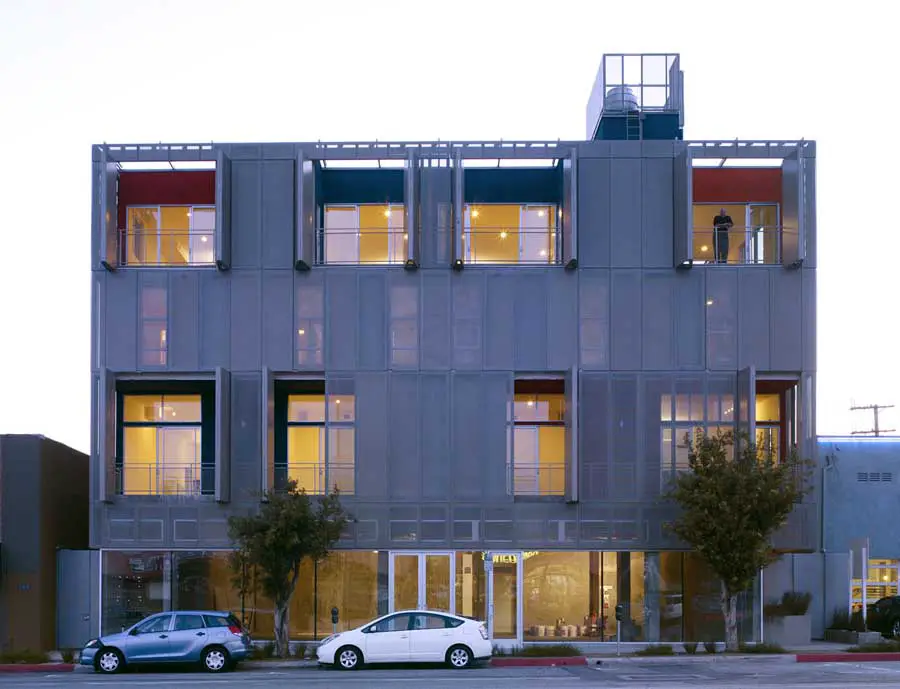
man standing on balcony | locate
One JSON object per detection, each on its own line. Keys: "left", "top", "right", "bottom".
{"left": 713, "top": 208, "right": 733, "bottom": 264}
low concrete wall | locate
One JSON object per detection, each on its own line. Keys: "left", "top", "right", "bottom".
{"left": 765, "top": 614, "right": 811, "bottom": 647}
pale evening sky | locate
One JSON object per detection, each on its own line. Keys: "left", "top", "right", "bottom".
{"left": 0, "top": 0, "right": 895, "bottom": 454}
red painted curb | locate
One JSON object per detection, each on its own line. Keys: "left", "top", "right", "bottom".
{"left": 490, "top": 656, "right": 587, "bottom": 667}
{"left": 0, "top": 663, "right": 75, "bottom": 673}
{"left": 797, "top": 653, "right": 900, "bottom": 663}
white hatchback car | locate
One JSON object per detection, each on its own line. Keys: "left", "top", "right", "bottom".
{"left": 316, "top": 610, "right": 492, "bottom": 670}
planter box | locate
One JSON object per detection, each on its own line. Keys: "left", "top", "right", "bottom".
{"left": 824, "top": 629, "right": 884, "bottom": 645}
{"left": 765, "top": 614, "right": 811, "bottom": 647}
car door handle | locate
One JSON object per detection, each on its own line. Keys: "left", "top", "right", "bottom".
{"left": 196, "top": 632, "right": 206, "bottom": 637}
{"left": 158, "top": 634, "right": 168, "bottom": 639}
{"left": 400, "top": 634, "right": 408, "bottom": 639}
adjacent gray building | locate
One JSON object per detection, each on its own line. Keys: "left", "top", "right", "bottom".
{"left": 0, "top": 435, "right": 89, "bottom": 652}
{"left": 89, "top": 54, "right": 818, "bottom": 644}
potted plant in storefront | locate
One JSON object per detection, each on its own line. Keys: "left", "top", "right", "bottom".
{"left": 763, "top": 591, "right": 812, "bottom": 647}
{"left": 824, "top": 608, "right": 885, "bottom": 645}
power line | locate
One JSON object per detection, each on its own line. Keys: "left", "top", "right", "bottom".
{"left": 850, "top": 403, "right": 896, "bottom": 437}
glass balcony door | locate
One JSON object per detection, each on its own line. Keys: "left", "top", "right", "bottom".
{"left": 485, "top": 552, "right": 522, "bottom": 643}
{"left": 389, "top": 552, "right": 454, "bottom": 614}
{"left": 745, "top": 204, "right": 779, "bottom": 264}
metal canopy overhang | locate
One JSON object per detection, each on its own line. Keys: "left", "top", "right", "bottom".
{"left": 94, "top": 138, "right": 815, "bottom": 164}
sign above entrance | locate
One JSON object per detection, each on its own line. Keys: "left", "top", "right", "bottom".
{"left": 481, "top": 552, "right": 538, "bottom": 564}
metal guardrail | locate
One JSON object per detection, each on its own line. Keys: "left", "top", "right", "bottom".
{"left": 511, "top": 462, "right": 566, "bottom": 496}
{"left": 118, "top": 228, "right": 216, "bottom": 266}
{"left": 692, "top": 225, "right": 789, "bottom": 265}
{"left": 116, "top": 462, "right": 212, "bottom": 496}
{"left": 274, "top": 462, "right": 355, "bottom": 495}
{"left": 315, "top": 226, "right": 408, "bottom": 265}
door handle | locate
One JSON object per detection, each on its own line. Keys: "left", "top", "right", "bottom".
{"left": 158, "top": 634, "right": 168, "bottom": 639}
{"left": 196, "top": 632, "right": 206, "bottom": 637}
{"left": 400, "top": 634, "right": 408, "bottom": 639}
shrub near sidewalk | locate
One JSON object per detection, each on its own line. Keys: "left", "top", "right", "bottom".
{"left": 849, "top": 640, "right": 900, "bottom": 653}
{"left": 492, "top": 644, "right": 581, "bottom": 657}
{"left": 633, "top": 645, "right": 675, "bottom": 657}
{"left": 0, "top": 650, "right": 49, "bottom": 665}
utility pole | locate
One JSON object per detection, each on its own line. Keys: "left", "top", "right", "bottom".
{"left": 850, "top": 403, "right": 896, "bottom": 437}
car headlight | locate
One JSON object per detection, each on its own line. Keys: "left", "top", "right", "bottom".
{"left": 84, "top": 639, "right": 100, "bottom": 649}
{"left": 320, "top": 633, "right": 341, "bottom": 646}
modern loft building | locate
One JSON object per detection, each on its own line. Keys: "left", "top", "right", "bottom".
{"left": 88, "top": 54, "right": 817, "bottom": 645}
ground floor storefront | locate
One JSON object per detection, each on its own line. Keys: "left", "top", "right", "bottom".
{"left": 100, "top": 550, "right": 759, "bottom": 644}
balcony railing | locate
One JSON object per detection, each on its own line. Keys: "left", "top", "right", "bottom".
{"left": 116, "top": 462, "right": 213, "bottom": 496}
{"left": 274, "top": 462, "right": 355, "bottom": 495}
{"left": 511, "top": 461, "right": 566, "bottom": 496}
{"left": 464, "top": 226, "right": 561, "bottom": 265}
{"left": 119, "top": 228, "right": 216, "bottom": 266}
{"left": 315, "top": 227, "right": 408, "bottom": 265}
{"left": 693, "top": 225, "right": 788, "bottom": 265}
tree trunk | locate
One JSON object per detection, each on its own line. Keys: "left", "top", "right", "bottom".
{"left": 273, "top": 601, "right": 291, "bottom": 658}
{"left": 720, "top": 584, "right": 739, "bottom": 652}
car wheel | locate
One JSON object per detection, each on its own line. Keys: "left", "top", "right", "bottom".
{"left": 202, "top": 646, "right": 230, "bottom": 673}
{"left": 447, "top": 645, "right": 472, "bottom": 669}
{"left": 335, "top": 645, "right": 362, "bottom": 671}
{"left": 95, "top": 648, "right": 124, "bottom": 674}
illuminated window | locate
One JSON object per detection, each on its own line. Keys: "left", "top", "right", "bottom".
{"left": 465, "top": 204, "right": 558, "bottom": 264}
{"left": 321, "top": 204, "right": 406, "bottom": 264}
{"left": 511, "top": 379, "right": 566, "bottom": 496}
{"left": 660, "top": 389, "right": 735, "bottom": 488}
{"left": 278, "top": 383, "right": 355, "bottom": 495}
{"left": 125, "top": 206, "right": 215, "bottom": 266}
{"left": 119, "top": 394, "right": 207, "bottom": 496}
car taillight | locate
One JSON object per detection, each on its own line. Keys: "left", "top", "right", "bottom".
{"left": 479, "top": 624, "right": 488, "bottom": 640}
{"left": 228, "top": 625, "right": 243, "bottom": 636}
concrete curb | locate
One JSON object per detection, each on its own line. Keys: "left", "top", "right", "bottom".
{"left": 491, "top": 656, "right": 587, "bottom": 667}
{"left": 797, "top": 652, "right": 900, "bottom": 663}
{"left": 590, "top": 654, "right": 796, "bottom": 665}
{"left": 0, "top": 663, "right": 75, "bottom": 674}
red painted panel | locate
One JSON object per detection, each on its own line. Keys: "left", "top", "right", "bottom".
{"left": 117, "top": 171, "right": 216, "bottom": 228}
{"left": 693, "top": 168, "right": 782, "bottom": 204}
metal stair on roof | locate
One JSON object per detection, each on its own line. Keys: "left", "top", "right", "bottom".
{"left": 625, "top": 110, "right": 642, "bottom": 140}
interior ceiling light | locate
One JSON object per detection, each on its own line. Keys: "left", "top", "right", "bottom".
{"left": 539, "top": 250, "right": 548, "bottom": 257}
{"left": 700, "top": 245, "right": 708, "bottom": 252}
{"left": 500, "top": 231, "right": 508, "bottom": 239}
{"left": 384, "top": 209, "right": 391, "bottom": 218}
{"left": 538, "top": 209, "right": 545, "bottom": 217}
{"left": 472, "top": 209, "right": 480, "bottom": 218}
{"left": 201, "top": 236, "right": 208, "bottom": 242}
{"left": 403, "top": 233, "right": 408, "bottom": 240}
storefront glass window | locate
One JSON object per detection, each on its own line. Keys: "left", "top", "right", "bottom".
{"left": 523, "top": 552, "right": 590, "bottom": 639}
{"left": 102, "top": 551, "right": 169, "bottom": 635}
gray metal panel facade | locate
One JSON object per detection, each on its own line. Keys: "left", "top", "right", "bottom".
{"left": 90, "top": 140, "right": 818, "bottom": 553}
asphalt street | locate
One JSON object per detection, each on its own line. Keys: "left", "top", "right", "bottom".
{"left": 2, "top": 660, "right": 900, "bottom": 688}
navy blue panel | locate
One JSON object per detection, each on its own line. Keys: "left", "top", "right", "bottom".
{"left": 594, "top": 113, "right": 683, "bottom": 141}
{"left": 464, "top": 168, "right": 562, "bottom": 204}
{"left": 318, "top": 168, "right": 405, "bottom": 204}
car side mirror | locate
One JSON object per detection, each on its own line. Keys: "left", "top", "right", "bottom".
{"left": 129, "top": 628, "right": 139, "bottom": 636}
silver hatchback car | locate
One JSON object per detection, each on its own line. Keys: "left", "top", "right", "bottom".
{"left": 80, "top": 611, "right": 251, "bottom": 674}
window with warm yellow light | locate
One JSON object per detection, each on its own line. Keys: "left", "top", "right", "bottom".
{"left": 465, "top": 204, "right": 557, "bottom": 264}
{"left": 755, "top": 393, "right": 781, "bottom": 461}
{"left": 120, "top": 394, "right": 203, "bottom": 496}
{"left": 284, "top": 392, "right": 356, "bottom": 494}
{"left": 691, "top": 203, "right": 780, "bottom": 265}
{"left": 511, "top": 380, "right": 566, "bottom": 496}
{"left": 126, "top": 206, "right": 215, "bottom": 266}
{"left": 322, "top": 204, "right": 406, "bottom": 264}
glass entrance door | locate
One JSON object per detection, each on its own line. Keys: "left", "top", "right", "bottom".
{"left": 486, "top": 552, "right": 522, "bottom": 643}
{"left": 745, "top": 204, "right": 779, "bottom": 264}
{"left": 389, "top": 552, "right": 454, "bottom": 613}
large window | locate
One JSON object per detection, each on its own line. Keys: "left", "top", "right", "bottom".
{"left": 125, "top": 205, "right": 215, "bottom": 266}
{"left": 511, "top": 379, "right": 566, "bottom": 496}
{"left": 464, "top": 204, "right": 558, "bottom": 264}
{"left": 660, "top": 388, "right": 734, "bottom": 488}
{"left": 102, "top": 551, "right": 169, "bottom": 634}
{"left": 692, "top": 203, "right": 780, "bottom": 265}
{"left": 321, "top": 204, "right": 406, "bottom": 264}
{"left": 276, "top": 382, "right": 355, "bottom": 495}
{"left": 118, "top": 391, "right": 213, "bottom": 496}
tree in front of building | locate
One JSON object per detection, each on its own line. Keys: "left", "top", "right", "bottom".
{"left": 228, "top": 481, "right": 349, "bottom": 657}
{"left": 665, "top": 430, "right": 812, "bottom": 652}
